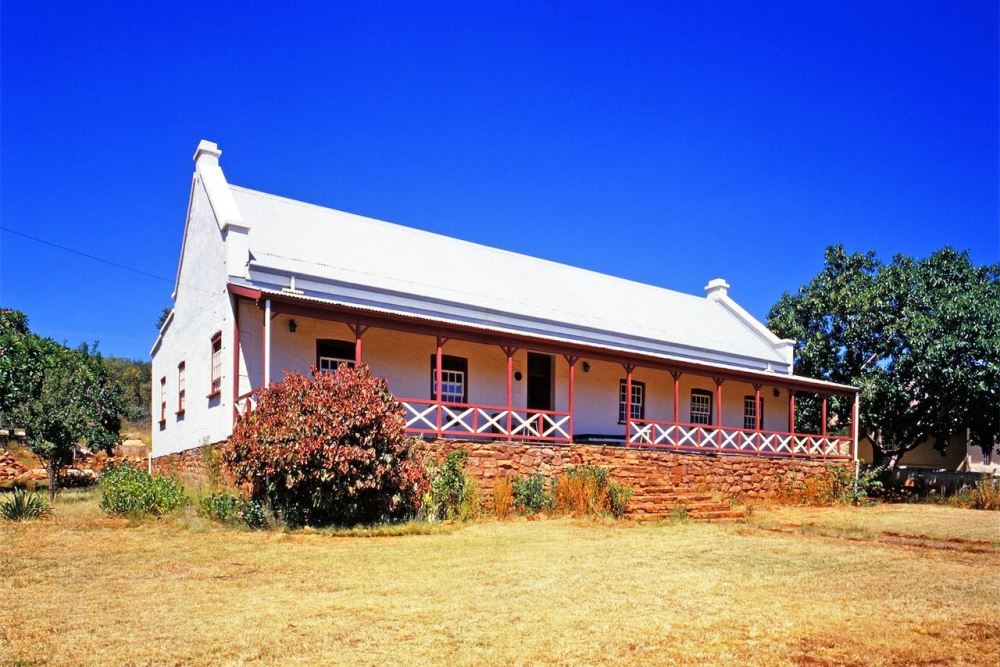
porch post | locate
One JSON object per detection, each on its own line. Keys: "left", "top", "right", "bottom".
{"left": 624, "top": 364, "right": 635, "bottom": 445}
{"left": 231, "top": 295, "right": 240, "bottom": 426}
{"left": 435, "top": 337, "right": 444, "bottom": 436}
{"left": 788, "top": 390, "right": 796, "bottom": 434}
{"left": 852, "top": 391, "right": 861, "bottom": 495}
{"left": 671, "top": 371, "right": 681, "bottom": 425}
{"left": 349, "top": 323, "right": 368, "bottom": 365}
{"left": 714, "top": 377, "right": 724, "bottom": 448}
{"left": 821, "top": 394, "right": 828, "bottom": 437}
{"left": 263, "top": 298, "right": 271, "bottom": 387}
{"left": 753, "top": 382, "right": 762, "bottom": 455}
{"left": 503, "top": 345, "right": 515, "bottom": 439}
{"left": 564, "top": 355, "right": 579, "bottom": 444}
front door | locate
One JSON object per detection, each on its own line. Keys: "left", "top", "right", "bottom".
{"left": 526, "top": 353, "right": 553, "bottom": 411}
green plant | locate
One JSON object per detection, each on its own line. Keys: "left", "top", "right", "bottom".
{"left": 962, "top": 476, "right": 1000, "bottom": 511}
{"left": 553, "top": 465, "right": 609, "bottom": 515}
{"left": 606, "top": 481, "right": 633, "bottom": 518}
{"left": 98, "top": 463, "right": 186, "bottom": 517}
{"left": 199, "top": 491, "right": 268, "bottom": 529}
{"left": 513, "top": 474, "right": 551, "bottom": 514}
{"left": 427, "top": 450, "right": 478, "bottom": 520}
{"left": 201, "top": 443, "right": 223, "bottom": 491}
{"left": 669, "top": 505, "right": 689, "bottom": 521}
{"left": 831, "top": 463, "right": 884, "bottom": 505}
{"left": 1, "top": 488, "right": 52, "bottom": 521}
{"left": 225, "top": 366, "right": 427, "bottom": 527}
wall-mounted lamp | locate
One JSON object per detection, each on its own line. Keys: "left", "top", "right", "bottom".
{"left": 288, "top": 319, "right": 297, "bottom": 334}
{"left": 772, "top": 388, "right": 780, "bottom": 398}
{"left": 582, "top": 361, "right": 591, "bottom": 373}
{"left": 514, "top": 371, "right": 523, "bottom": 382}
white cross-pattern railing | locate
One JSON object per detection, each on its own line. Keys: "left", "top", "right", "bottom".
{"left": 234, "top": 391, "right": 258, "bottom": 417}
{"left": 627, "top": 418, "right": 851, "bottom": 459}
{"left": 400, "top": 398, "right": 572, "bottom": 443}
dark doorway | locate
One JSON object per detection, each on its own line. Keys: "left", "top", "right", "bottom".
{"left": 526, "top": 353, "right": 553, "bottom": 411}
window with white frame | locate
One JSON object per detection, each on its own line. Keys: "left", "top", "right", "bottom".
{"left": 429, "top": 355, "right": 468, "bottom": 404}
{"left": 743, "top": 395, "right": 764, "bottom": 430}
{"left": 177, "top": 362, "right": 186, "bottom": 414}
{"left": 316, "top": 339, "right": 355, "bottom": 372}
{"left": 690, "top": 389, "right": 713, "bottom": 425}
{"left": 210, "top": 332, "right": 223, "bottom": 395}
{"left": 159, "top": 376, "right": 167, "bottom": 424}
{"left": 618, "top": 380, "right": 645, "bottom": 423}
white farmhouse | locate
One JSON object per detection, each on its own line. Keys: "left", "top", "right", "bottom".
{"left": 151, "top": 141, "right": 858, "bottom": 464}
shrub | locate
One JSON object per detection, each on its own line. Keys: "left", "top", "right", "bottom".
{"left": 606, "top": 481, "right": 633, "bottom": 518}
{"left": 492, "top": 477, "right": 514, "bottom": 519}
{"left": 225, "top": 366, "right": 427, "bottom": 527}
{"left": 553, "top": 465, "right": 610, "bottom": 515}
{"left": 99, "top": 463, "right": 186, "bottom": 517}
{"left": 962, "top": 476, "right": 1000, "bottom": 511}
{"left": 513, "top": 474, "right": 551, "bottom": 514}
{"left": 199, "top": 491, "right": 268, "bottom": 529}
{"left": 1, "top": 488, "right": 52, "bottom": 521}
{"left": 427, "top": 450, "right": 479, "bottom": 520}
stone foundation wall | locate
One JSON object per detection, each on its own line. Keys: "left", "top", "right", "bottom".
{"left": 413, "top": 440, "right": 846, "bottom": 500}
{"left": 152, "top": 439, "right": 846, "bottom": 501}
{"left": 151, "top": 442, "right": 234, "bottom": 486}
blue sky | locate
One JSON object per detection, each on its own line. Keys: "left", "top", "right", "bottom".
{"left": 2, "top": 2, "right": 997, "bottom": 360}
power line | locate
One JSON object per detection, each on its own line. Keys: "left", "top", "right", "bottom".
{"left": 1, "top": 225, "right": 173, "bottom": 283}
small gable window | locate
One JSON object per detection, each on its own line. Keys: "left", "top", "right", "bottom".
{"left": 209, "top": 332, "right": 223, "bottom": 395}
{"left": 159, "top": 376, "right": 167, "bottom": 425}
{"left": 177, "top": 362, "right": 186, "bottom": 415}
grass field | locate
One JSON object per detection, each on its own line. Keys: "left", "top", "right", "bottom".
{"left": 2, "top": 491, "right": 997, "bottom": 666}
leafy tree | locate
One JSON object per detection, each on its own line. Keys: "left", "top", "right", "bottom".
{"left": 225, "top": 365, "right": 427, "bottom": 526}
{"left": 768, "top": 246, "right": 1000, "bottom": 469}
{"left": 0, "top": 310, "right": 124, "bottom": 497}
{"left": 155, "top": 307, "right": 172, "bottom": 332}
{"left": 102, "top": 357, "right": 152, "bottom": 426}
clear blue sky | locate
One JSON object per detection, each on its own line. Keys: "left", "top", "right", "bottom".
{"left": 2, "top": 2, "right": 997, "bottom": 360}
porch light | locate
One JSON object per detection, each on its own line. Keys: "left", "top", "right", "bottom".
{"left": 582, "top": 362, "right": 590, "bottom": 373}
{"left": 288, "top": 319, "right": 297, "bottom": 333}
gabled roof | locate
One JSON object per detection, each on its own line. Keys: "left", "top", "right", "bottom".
{"left": 227, "top": 184, "right": 793, "bottom": 372}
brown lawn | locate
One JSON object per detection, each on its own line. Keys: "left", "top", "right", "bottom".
{"left": 2, "top": 492, "right": 997, "bottom": 666}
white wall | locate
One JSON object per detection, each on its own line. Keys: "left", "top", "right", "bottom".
{"left": 151, "top": 179, "right": 236, "bottom": 456}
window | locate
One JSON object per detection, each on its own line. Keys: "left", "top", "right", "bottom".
{"left": 690, "top": 389, "right": 713, "bottom": 425}
{"left": 159, "top": 376, "right": 167, "bottom": 424}
{"left": 209, "top": 332, "right": 223, "bottom": 395}
{"left": 743, "top": 395, "right": 764, "bottom": 430}
{"left": 316, "top": 339, "right": 355, "bottom": 372}
{"left": 618, "top": 380, "right": 645, "bottom": 423}
{"left": 177, "top": 362, "right": 186, "bottom": 414}
{"left": 429, "top": 355, "right": 468, "bottom": 404}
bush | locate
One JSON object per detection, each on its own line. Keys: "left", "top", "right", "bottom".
{"left": 99, "top": 463, "right": 186, "bottom": 517}
{"left": 1, "top": 488, "right": 52, "bottom": 521}
{"left": 553, "top": 465, "right": 610, "bottom": 515}
{"left": 492, "top": 477, "right": 514, "bottom": 519}
{"left": 225, "top": 366, "right": 427, "bottom": 527}
{"left": 199, "top": 491, "right": 268, "bottom": 529}
{"left": 513, "top": 474, "right": 551, "bottom": 514}
{"left": 606, "top": 481, "right": 633, "bottom": 518}
{"left": 962, "top": 476, "right": 1000, "bottom": 511}
{"left": 427, "top": 450, "right": 478, "bottom": 520}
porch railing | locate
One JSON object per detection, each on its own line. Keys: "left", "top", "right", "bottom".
{"left": 626, "top": 417, "right": 851, "bottom": 459}
{"left": 400, "top": 398, "right": 572, "bottom": 444}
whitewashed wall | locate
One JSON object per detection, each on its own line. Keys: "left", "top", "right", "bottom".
{"left": 151, "top": 179, "right": 236, "bottom": 457}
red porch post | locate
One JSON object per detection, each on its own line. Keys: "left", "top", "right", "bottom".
{"left": 231, "top": 295, "right": 240, "bottom": 426}
{"left": 623, "top": 363, "right": 636, "bottom": 446}
{"left": 714, "top": 377, "right": 724, "bottom": 448}
{"left": 671, "top": 371, "right": 681, "bottom": 425}
{"left": 753, "top": 382, "right": 762, "bottom": 454}
{"left": 500, "top": 345, "right": 517, "bottom": 440}
{"left": 349, "top": 323, "right": 369, "bottom": 365}
{"left": 435, "top": 337, "right": 447, "bottom": 437}
{"left": 821, "top": 394, "right": 828, "bottom": 437}
{"left": 564, "top": 355, "right": 579, "bottom": 444}
{"left": 788, "top": 390, "right": 796, "bottom": 434}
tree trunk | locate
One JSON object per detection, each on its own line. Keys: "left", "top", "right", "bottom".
{"left": 46, "top": 459, "right": 59, "bottom": 500}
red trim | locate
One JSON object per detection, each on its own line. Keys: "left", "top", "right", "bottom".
{"left": 671, "top": 371, "right": 681, "bottom": 424}
{"left": 788, "top": 391, "right": 796, "bottom": 434}
{"left": 232, "top": 295, "right": 240, "bottom": 425}
{"left": 228, "top": 284, "right": 262, "bottom": 301}
{"left": 821, "top": 395, "right": 828, "bottom": 437}
{"left": 246, "top": 287, "right": 857, "bottom": 397}
{"left": 435, "top": 338, "right": 444, "bottom": 432}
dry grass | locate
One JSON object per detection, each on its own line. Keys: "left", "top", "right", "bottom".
{"left": 2, "top": 492, "right": 998, "bottom": 666}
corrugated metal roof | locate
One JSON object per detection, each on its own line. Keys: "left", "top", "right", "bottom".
{"left": 230, "top": 184, "right": 790, "bottom": 370}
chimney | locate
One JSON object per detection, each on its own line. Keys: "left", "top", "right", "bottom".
{"left": 193, "top": 139, "right": 222, "bottom": 168}
{"left": 704, "top": 278, "right": 730, "bottom": 301}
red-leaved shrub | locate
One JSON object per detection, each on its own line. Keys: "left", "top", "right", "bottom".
{"left": 225, "top": 365, "right": 427, "bottom": 526}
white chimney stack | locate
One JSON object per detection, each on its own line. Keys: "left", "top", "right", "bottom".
{"left": 193, "top": 139, "right": 222, "bottom": 167}
{"left": 704, "top": 278, "right": 730, "bottom": 301}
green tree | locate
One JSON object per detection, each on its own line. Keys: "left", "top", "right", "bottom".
{"left": 0, "top": 310, "right": 124, "bottom": 497}
{"left": 768, "top": 246, "right": 1000, "bottom": 469}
